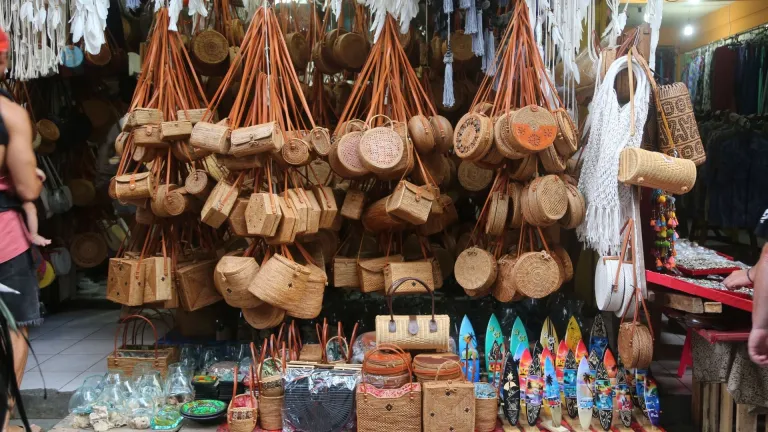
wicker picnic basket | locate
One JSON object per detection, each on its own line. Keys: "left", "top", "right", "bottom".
{"left": 617, "top": 147, "right": 696, "bottom": 195}
{"left": 454, "top": 247, "right": 497, "bottom": 297}
{"left": 214, "top": 256, "right": 262, "bottom": 308}
{"left": 107, "top": 315, "right": 179, "bottom": 378}
{"left": 453, "top": 112, "right": 493, "bottom": 161}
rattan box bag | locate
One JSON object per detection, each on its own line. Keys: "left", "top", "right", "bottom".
{"left": 358, "top": 346, "right": 422, "bottom": 432}
{"left": 375, "top": 277, "right": 450, "bottom": 351}
{"left": 422, "top": 361, "right": 476, "bottom": 432}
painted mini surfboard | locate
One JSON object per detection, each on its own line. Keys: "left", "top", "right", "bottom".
{"left": 564, "top": 350, "right": 578, "bottom": 419}
{"left": 635, "top": 369, "right": 648, "bottom": 412}
{"left": 595, "top": 361, "right": 613, "bottom": 430}
{"left": 575, "top": 339, "right": 588, "bottom": 365}
{"left": 577, "top": 356, "right": 594, "bottom": 431}
{"left": 604, "top": 348, "right": 618, "bottom": 427}
{"left": 556, "top": 340, "right": 568, "bottom": 408}
{"left": 459, "top": 315, "right": 480, "bottom": 382}
{"left": 527, "top": 352, "right": 543, "bottom": 426}
{"left": 486, "top": 314, "right": 506, "bottom": 387}
{"left": 510, "top": 316, "right": 529, "bottom": 358}
{"left": 622, "top": 359, "right": 638, "bottom": 409}
{"left": 588, "top": 349, "right": 600, "bottom": 419}
{"left": 541, "top": 347, "right": 554, "bottom": 418}
{"left": 533, "top": 340, "right": 544, "bottom": 364}
{"left": 544, "top": 354, "right": 562, "bottom": 426}
{"left": 589, "top": 314, "right": 609, "bottom": 362}
{"left": 644, "top": 376, "right": 661, "bottom": 426}
{"left": 502, "top": 354, "right": 521, "bottom": 425}
{"left": 616, "top": 360, "right": 633, "bottom": 428}
{"left": 518, "top": 347, "right": 532, "bottom": 415}
{"left": 565, "top": 316, "right": 582, "bottom": 352}
{"left": 541, "top": 317, "right": 559, "bottom": 356}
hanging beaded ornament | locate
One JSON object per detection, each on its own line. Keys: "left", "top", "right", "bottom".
{"left": 650, "top": 189, "right": 678, "bottom": 270}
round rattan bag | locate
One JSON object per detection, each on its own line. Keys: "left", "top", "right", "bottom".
{"left": 285, "top": 32, "right": 310, "bottom": 70}
{"left": 70, "top": 232, "right": 108, "bottom": 268}
{"left": 521, "top": 175, "right": 568, "bottom": 226}
{"left": 618, "top": 322, "right": 653, "bottom": 369}
{"left": 551, "top": 246, "right": 573, "bottom": 283}
{"left": 455, "top": 247, "right": 497, "bottom": 296}
{"left": 493, "top": 111, "right": 528, "bottom": 160}
{"left": 458, "top": 161, "right": 493, "bottom": 192}
{"left": 539, "top": 145, "right": 567, "bottom": 174}
{"left": 408, "top": 114, "right": 436, "bottom": 155}
{"left": 560, "top": 183, "right": 586, "bottom": 229}
{"left": 329, "top": 132, "right": 369, "bottom": 178}
{"left": 359, "top": 116, "right": 405, "bottom": 176}
{"left": 508, "top": 105, "right": 558, "bottom": 153}
{"left": 510, "top": 250, "right": 560, "bottom": 299}
{"left": 243, "top": 303, "right": 286, "bottom": 329}
{"left": 215, "top": 256, "right": 263, "bottom": 308}
{"left": 553, "top": 108, "right": 579, "bottom": 157}
{"left": 509, "top": 155, "right": 537, "bottom": 181}
{"left": 429, "top": 115, "right": 454, "bottom": 153}
{"left": 309, "top": 127, "right": 332, "bottom": 156}
{"left": 508, "top": 182, "right": 524, "bottom": 228}
{"left": 333, "top": 32, "right": 368, "bottom": 70}
{"left": 492, "top": 253, "right": 518, "bottom": 302}
{"left": 282, "top": 138, "right": 313, "bottom": 166}
{"left": 453, "top": 112, "right": 493, "bottom": 161}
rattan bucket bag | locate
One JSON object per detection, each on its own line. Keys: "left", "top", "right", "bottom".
{"left": 510, "top": 225, "right": 561, "bottom": 299}
{"left": 248, "top": 249, "right": 310, "bottom": 312}
{"left": 254, "top": 343, "right": 284, "bottom": 431}
{"left": 214, "top": 256, "right": 262, "bottom": 308}
{"left": 227, "top": 365, "right": 257, "bottom": 432}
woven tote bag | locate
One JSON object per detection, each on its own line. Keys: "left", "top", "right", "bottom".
{"left": 375, "top": 277, "right": 450, "bottom": 351}
{"left": 422, "top": 363, "right": 476, "bottom": 432}
{"left": 358, "top": 254, "right": 405, "bottom": 293}
{"left": 357, "top": 347, "right": 422, "bottom": 432}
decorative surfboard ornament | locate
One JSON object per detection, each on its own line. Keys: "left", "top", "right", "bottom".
{"left": 486, "top": 313, "right": 506, "bottom": 387}
{"left": 564, "top": 350, "right": 578, "bottom": 419}
{"left": 589, "top": 314, "right": 609, "bottom": 361}
{"left": 616, "top": 359, "right": 633, "bottom": 427}
{"left": 556, "top": 340, "right": 568, "bottom": 408}
{"left": 575, "top": 339, "right": 588, "bottom": 365}
{"left": 595, "top": 361, "right": 613, "bottom": 430}
{"left": 588, "top": 349, "right": 600, "bottom": 419}
{"left": 459, "top": 315, "right": 481, "bottom": 382}
{"left": 577, "top": 356, "right": 594, "bottom": 431}
{"left": 518, "top": 347, "right": 532, "bottom": 418}
{"left": 541, "top": 316, "right": 559, "bottom": 355}
{"left": 635, "top": 369, "right": 648, "bottom": 412}
{"left": 623, "top": 360, "right": 638, "bottom": 408}
{"left": 510, "top": 316, "right": 529, "bottom": 357}
{"left": 541, "top": 347, "right": 555, "bottom": 418}
{"left": 527, "top": 352, "right": 543, "bottom": 426}
{"left": 544, "top": 354, "right": 562, "bottom": 427}
{"left": 502, "top": 355, "right": 521, "bottom": 425}
{"left": 533, "top": 340, "right": 544, "bottom": 365}
{"left": 565, "top": 316, "right": 582, "bottom": 352}
{"left": 644, "top": 376, "right": 661, "bottom": 426}
{"left": 604, "top": 348, "right": 618, "bottom": 426}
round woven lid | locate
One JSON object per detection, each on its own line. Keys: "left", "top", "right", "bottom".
{"left": 509, "top": 155, "right": 536, "bottom": 181}
{"left": 359, "top": 125, "right": 404, "bottom": 174}
{"left": 192, "top": 29, "right": 229, "bottom": 65}
{"left": 70, "top": 232, "right": 108, "bottom": 268}
{"left": 243, "top": 303, "right": 285, "bottom": 330}
{"left": 458, "top": 161, "right": 493, "bottom": 192}
{"left": 508, "top": 182, "right": 523, "bottom": 228}
{"left": 429, "top": 115, "right": 454, "bottom": 153}
{"left": 511, "top": 251, "right": 560, "bottom": 298}
{"left": 509, "top": 105, "right": 557, "bottom": 151}
{"left": 336, "top": 131, "right": 369, "bottom": 176}
{"left": 282, "top": 138, "right": 312, "bottom": 166}
{"left": 493, "top": 112, "right": 527, "bottom": 160}
{"left": 37, "top": 119, "right": 60, "bottom": 142}
{"left": 453, "top": 113, "right": 492, "bottom": 161}
{"left": 185, "top": 169, "right": 210, "bottom": 195}
{"left": 309, "top": 127, "right": 331, "bottom": 156}
{"left": 454, "top": 247, "right": 497, "bottom": 293}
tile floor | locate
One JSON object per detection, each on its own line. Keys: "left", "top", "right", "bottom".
{"left": 21, "top": 309, "right": 165, "bottom": 392}
{"left": 649, "top": 330, "right": 694, "bottom": 396}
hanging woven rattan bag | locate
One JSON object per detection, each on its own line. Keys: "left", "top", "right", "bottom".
{"left": 429, "top": 115, "right": 454, "bottom": 153}
{"left": 358, "top": 254, "right": 405, "bottom": 293}
{"left": 190, "top": 121, "right": 231, "bottom": 154}
{"left": 115, "top": 172, "right": 154, "bottom": 200}
{"left": 408, "top": 114, "right": 436, "bottom": 155}
{"left": 214, "top": 256, "right": 262, "bottom": 308}
{"left": 493, "top": 111, "right": 528, "bottom": 160}
{"left": 617, "top": 147, "right": 696, "bottom": 195}
{"left": 385, "top": 181, "right": 435, "bottom": 225}
{"left": 362, "top": 197, "right": 408, "bottom": 233}
{"left": 245, "top": 192, "right": 282, "bottom": 237}
{"left": 340, "top": 188, "right": 366, "bottom": 220}
{"left": 329, "top": 131, "right": 369, "bottom": 178}
{"left": 510, "top": 227, "right": 561, "bottom": 299}
{"left": 359, "top": 116, "right": 405, "bottom": 176}
{"left": 453, "top": 112, "right": 493, "bottom": 161}
{"left": 201, "top": 178, "right": 240, "bottom": 228}
{"left": 455, "top": 247, "right": 497, "bottom": 297}
{"left": 485, "top": 191, "right": 509, "bottom": 236}
{"left": 492, "top": 253, "right": 518, "bottom": 302}
{"left": 560, "top": 182, "right": 586, "bottom": 229}
{"left": 508, "top": 182, "right": 524, "bottom": 228}
{"left": 539, "top": 145, "right": 567, "bottom": 174}
{"left": 507, "top": 105, "right": 557, "bottom": 152}
{"left": 458, "top": 161, "right": 493, "bottom": 192}
{"left": 243, "top": 302, "right": 286, "bottom": 329}
{"left": 265, "top": 196, "right": 299, "bottom": 245}
{"left": 333, "top": 32, "right": 368, "bottom": 70}
{"left": 248, "top": 251, "right": 310, "bottom": 312}
{"left": 521, "top": 175, "right": 568, "bottom": 226}
{"left": 383, "top": 261, "right": 435, "bottom": 295}
{"left": 552, "top": 246, "right": 574, "bottom": 283}
{"left": 227, "top": 365, "right": 257, "bottom": 432}
{"left": 509, "top": 155, "right": 537, "bottom": 181}
{"left": 552, "top": 108, "right": 579, "bottom": 157}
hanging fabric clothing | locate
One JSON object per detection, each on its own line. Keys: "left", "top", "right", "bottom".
{"left": 711, "top": 46, "right": 738, "bottom": 111}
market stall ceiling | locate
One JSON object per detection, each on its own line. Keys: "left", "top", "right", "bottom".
{"left": 626, "top": 0, "right": 732, "bottom": 28}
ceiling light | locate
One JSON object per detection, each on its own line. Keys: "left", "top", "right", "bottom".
{"left": 689, "top": 0, "right": 701, "bottom": 4}
{"left": 683, "top": 25, "right": 694, "bottom": 36}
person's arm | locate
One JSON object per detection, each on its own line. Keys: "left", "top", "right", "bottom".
{"left": 748, "top": 244, "right": 768, "bottom": 365}
{"left": 3, "top": 100, "right": 41, "bottom": 201}
{"left": 724, "top": 268, "right": 753, "bottom": 289}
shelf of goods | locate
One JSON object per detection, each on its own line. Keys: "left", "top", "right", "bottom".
{"left": 645, "top": 270, "right": 753, "bottom": 313}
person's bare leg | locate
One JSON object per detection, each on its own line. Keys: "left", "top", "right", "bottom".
{"left": 3, "top": 327, "right": 29, "bottom": 431}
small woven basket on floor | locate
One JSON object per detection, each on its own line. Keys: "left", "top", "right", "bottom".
{"left": 474, "top": 385, "right": 499, "bottom": 432}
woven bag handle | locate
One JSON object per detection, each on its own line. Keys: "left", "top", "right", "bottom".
{"left": 360, "top": 345, "right": 417, "bottom": 401}
{"left": 433, "top": 359, "right": 468, "bottom": 383}
{"left": 386, "top": 277, "right": 438, "bottom": 333}
{"left": 632, "top": 47, "right": 676, "bottom": 155}
{"left": 618, "top": 219, "right": 654, "bottom": 343}
{"left": 112, "top": 314, "right": 159, "bottom": 359}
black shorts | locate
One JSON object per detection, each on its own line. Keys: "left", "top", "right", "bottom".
{"left": 0, "top": 249, "right": 42, "bottom": 327}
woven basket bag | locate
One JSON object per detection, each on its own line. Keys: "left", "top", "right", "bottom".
{"left": 227, "top": 366, "right": 257, "bottom": 432}
{"left": 618, "top": 321, "right": 653, "bottom": 369}
{"left": 485, "top": 191, "right": 509, "bottom": 236}
{"left": 243, "top": 302, "right": 285, "bottom": 329}
{"left": 453, "top": 112, "right": 493, "bottom": 161}
{"left": 422, "top": 362, "right": 476, "bottom": 432}
{"left": 474, "top": 384, "right": 499, "bottom": 432}
{"left": 510, "top": 250, "right": 560, "bottom": 299}
{"left": 246, "top": 192, "right": 282, "bottom": 237}
{"left": 115, "top": 172, "right": 154, "bottom": 200}
{"left": 552, "top": 108, "right": 579, "bottom": 157}
{"left": 492, "top": 253, "right": 518, "bottom": 302}
{"left": 385, "top": 181, "right": 435, "bottom": 225}
{"left": 408, "top": 114, "right": 436, "bottom": 155}
{"left": 617, "top": 147, "right": 696, "bottom": 195}
{"left": 493, "top": 111, "right": 529, "bottom": 159}
{"left": 475, "top": 142, "right": 505, "bottom": 169}
{"left": 509, "top": 155, "right": 537, "bottom": 181}
{"left": 458, "top": 161, "right": 494, "bottom": 192}
{"left": 507, "top": 105, "right": 557, "bottom": 152}
{"left": 508, "top": 182, "right": 524, "bottom": 228}
{"left": 560, "top": 182, "right": 585, "bottom": 229}
{"left": 655, "top": 82, "right": 705, "bottom": 166}
{"left": 358, "top": 255, "right": 405, "bottom": 293}
{"left": 413, "top": 354, "right": 462, "bottom": 381}
{"left": 329, "top": 132, "right": 369, "bottom": 178}
{"left": 358, "top": 346, "right": 422, "bottom": 432}
{"left": 455, "top": 247, "right": 497, "bottom": 296}
{"left": 362, "top": 197, "right": 408, "bottom": 233}
{"left": 258, "top": 387, "right": 284, "bottom": 430}
{"left": 333, "top": 32, "right": 368, "bottom": 70}
{"left": 287, "top": 263, "right": 326, "bottom": 319}
{"left": 539, "top": 145, "right": 567, "bottom": 174}
{"left": 552, "top": 246, "right": 574, "bottom": 283}
{"left": 248, "top": 253, "right": 310, "bottom": 311}
{"left": 429, "top": 115, "right": 454, "bottom": 153}
{"left": 521, "top": 175, "right": 568, "bottom": 227}
{"left": 359, "top": 116, "right": 405, "bottom": 176}
{"left": 214, "top": 256, "right": 262, "bottom": 308}
{"left": 383, "top": 261, "right": 435, "bottom": 295}
{"left": 340, "top": 189, "right": 366, "bottom": 220}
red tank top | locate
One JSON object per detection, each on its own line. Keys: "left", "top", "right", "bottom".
{"left": 0, "top": 175, "right": 31, "bottom": 263}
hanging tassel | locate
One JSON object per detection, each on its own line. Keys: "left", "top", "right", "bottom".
{"left": 464, "top": 1, "right": 477, "bottom": 33}
{"left": 443, "top": 49, "right": 455, "bottom": 108}
{"left": 168, "top": 0, "right": 182, "bottom": 31}
{"left": 444, "top": 0, "right": 453, "bottom": 13}
{"left": 472, "top": 9, "right": 484, "bottom": 56}
{"left": 460, "top": 0, "right": 471, "bottom": 10}
{"left": 484, "top": 29, "right": 495, "bottom": 76}
{"left": 126, "top": 0, "right": 140, "bottom": 10}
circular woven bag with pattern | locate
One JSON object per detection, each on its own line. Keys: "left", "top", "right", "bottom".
{"left": 359, "top": 117, "right": 405, "bottom": 175}
{"left": 618, "top": 322, "right": 653, "bottom": 369}
{"left": 282, "top": 138, "right": 312, "bottom": 166}
{"left": 309, "top": 127, "right": 332, "bottom": 156}
{"left": 510, "top": 251, "right": 560, "bottom": 299}
{"left": 493, "top": 112, "right": 528, "bottom": 160}
{"left": 329, "top": 131, "right": 369, "bottom": 178}
{"left": 508, "top": 105, "right": 558, "bottom": 152}
{"left": 539, "top": 145, "right": 567, "bottom": 174}
{"left": 191, "top": 29, "right": 229, "bottom": 67}
{"left": 522, "top": 175, "right": 568, "bottom": 226}
{"left": 458, "top": 161, "right": 493, "bottom": 192}
{"left": 552, "top": 108, "right": 579, "bottom": 157}
{"left": 507, "top": 182, "right": 523, "bottom": 228}
{"left": 454, "top": 247, "right": 497, "bottom": 296}
{"left": 453, "top": 112, "right": 493, "bottom": 161}
{"left": 485, "top": 192, "right": 509, "bottom": 236}
{"left": 492, "top": 253, "right": 519, "bottom": 302}
{"left": 377, "top": 122, "right": 414, "bottom": 181}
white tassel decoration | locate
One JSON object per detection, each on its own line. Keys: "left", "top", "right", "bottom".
{"left": 168, "top": 0, "right": 182, "bottom": 31}
{"left": 483, "top": 28, "right": 495, "bottom": 76}
{"left": 443, "top": 54, "right": 455, "bottom": 108}
{"left": 444, "top": 0, "right": 453, "bottom": 13}
{"left": 471, "top": 9, "right": 483, "bottom": 55}
{"left": 464, "top": 1, "right": 477, "bottom": 33}
{"left": 126, "top": 0, "right": 141, "bottom": 10}
{"left": 460, "top": 0, "right": 471, "bottom": 11}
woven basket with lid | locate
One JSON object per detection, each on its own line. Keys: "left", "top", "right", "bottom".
{"left": 521, "top": 175, "right": 568, "bottom": 227}
{"left": 191, "top": 29, "right": 229, "bottom": 71}
{"left": 454, "top": 247, "right": 497, "bottom": 296}
{"left": 248, "top": 253, "right": 310, "bottom": 311}
{"left": 508, "top": 105, "right": 557, "bottom": 152}
{"left": 454, "top": 113, "right": 493, "bottom": 161}
{"left": 309, "top": 126, "right": 332, "bottom": 156}
{"left": 282, "top": 138, "right": 312, "bottom": 166}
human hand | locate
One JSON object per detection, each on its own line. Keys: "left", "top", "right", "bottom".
{"left": 749, "top": 328, "right": 768, "bottom": 366}
{"left": 724, "top": 268, "right": 752, "bottom": 290}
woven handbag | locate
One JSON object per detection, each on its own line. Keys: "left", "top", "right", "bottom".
{"left": 375, "top": 277, "right": 450, "bottom": 351}
{"left": 429, "top": 115, "right": 454, "bottom": 153}
{"left": 422, "top": 362, "right": 476, "bottom": 432}
{"left": 190, "top": 121, "right": 231, "bottom": 154}
{"left": 507, "top": 105, "right": 557, "bottom": 152}
{"left": 494, "top": 111, "right": 529, "bottom": 159}
{"left": 521, "top": 175, "right": 568, "bottom": 227}
{"left": 243, "top": 302, "right": 285, "bottom": 329}
{"left": 510, "top": 226, "right": 561, "bottom": 299}
{"left": 453, "top": 112, "right": 493, "bottom": 161}
{"left": 383, "top": 261, "right": 435, "bottom": 295}
{"left": 201, "top": 178, "right": 241, "bottom": 228}
{"left": 385, "top": 180, "right": 435, "bottom": 225}
{"left": 248, "top": 249, "right": 310, "bottom": 313}
{"left": 617, "top": 147, "right": 696, "bottom": 195}
{"left": 552, "top": 108, "right": 579, "bottom": 157}
{"left": 485, "top": 191, "right": 509, "bottom": 236}
{"left": 359, "top": 115, "right": 405, "bottom": 176}
{"left": 340, "top": 188, "right": 366, "bottom": 220}
{"left": 492, "top": 253, "right": 518, "bottom": 302}
{"left": 362, "top": 197, "right": 409, "bottom": 233}
{"left": 115, "top": 172, "right": 154, "bottom": 200}
{"left": 107, "top": 258, "right": 146, "bottom": 306}
{"left": 358, "top": 254, "right": 405, "bottom": 293}
{"left": 358, "top": 347, "right": 422, "bottom": 432}
{"left": 227, "top": 365, "right": 257, "bottom": 432}
{"left": 333, "top": 257, "right": 360, "bottom": 288}
{"left": 408, "top": 114, "right": 436, "bottom": 155}
{"left": 214, "top": 256, "right": 262, "bottom": 308}
{"left": 455, "top": 247, "right": 497, "bottom": 297}
{"left": 458, "top": 161, "right": 494, "bottom": 192}
{"left": 413, "top": 353, "right": 462, "bottom": 381}
{"left": 560, "top": 182, "right": 585, "bottom": 229}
